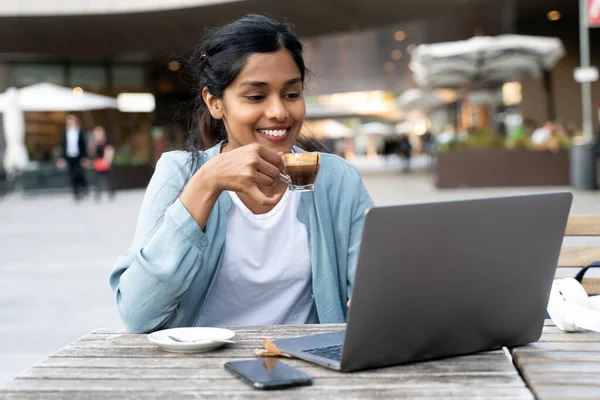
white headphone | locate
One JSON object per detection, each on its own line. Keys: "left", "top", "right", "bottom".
{"left": 547, "top": 277, "right": 600, "bottom": 333}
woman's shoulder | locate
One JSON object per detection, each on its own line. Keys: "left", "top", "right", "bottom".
{"left": 155, "top": 150, "right": 207, "bottom": 174}
{"left": 149, "top": 150, "right": 209, "bottom": 190}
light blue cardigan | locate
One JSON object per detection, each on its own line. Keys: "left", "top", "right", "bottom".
{"left": 109, "top": 143, "right": 374, "bottom": 333}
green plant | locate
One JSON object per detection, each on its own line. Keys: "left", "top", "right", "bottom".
{"left": 437, "top": 129, "right": 571, "bottom": 152}
{"left": 113, "top": 154, "right": 147, "bottom": 166}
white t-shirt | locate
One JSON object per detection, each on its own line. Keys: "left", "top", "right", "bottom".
{"left": 66, "top": 127, "right": 80, "bottom": 158}
{"left": 200, "top": 189, "right": 318, "bottom": 327}
{"left": 531, "top": 127, "right": 551, "bottom": 145}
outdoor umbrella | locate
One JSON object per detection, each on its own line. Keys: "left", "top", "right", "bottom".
{"left": 397, "top": 88, "right": 457, "bottom": 111}
{"left": 0, "top": 83, "right": 117, "bottom": 176}
{"left": 306, "top": 103, "right": 357, "bottom": 120}
{"left": 0, "top": 88, "right": 28, "bottom": 177}
{"left": 409, "top": 34, "right": 565, "bottom": 118}
{"left": 320, "top": 119, "right": 354, "bottom": 139}
{"left": 0, "top": 83, "right": 118, "bottom": 111}
{"left": 409, "top": 35, "right": 565, "bottom": 87}
{"left": 359, "top": 121, "right": 396, "bottom": 136}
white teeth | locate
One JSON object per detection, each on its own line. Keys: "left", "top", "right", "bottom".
{"left": 259, "top": 129, "right": 287, "bottom": 137}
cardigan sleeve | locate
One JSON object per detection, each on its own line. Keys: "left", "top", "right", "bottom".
{"left": 109, "top": 153, "right": 209, "bottom": 333}
{"left": 346, "top": 172, "right": 374, "bottom": 300}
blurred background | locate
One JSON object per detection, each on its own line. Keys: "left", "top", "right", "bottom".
{"left": 2, "top": 0, "right": 600, "bottom": 387}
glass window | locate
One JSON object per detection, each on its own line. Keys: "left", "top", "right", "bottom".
{"left": 13, "top": 64, "right": 65, "bottom": 86}
{"left": 112, "top": 65, "right": 145, "bottom": 89}
{"left": 71, "top": 65, "right": 107, "bottom": 89}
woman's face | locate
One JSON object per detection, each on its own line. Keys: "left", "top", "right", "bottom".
{"left": 218, "top": 49, "right": 306, "bottom": 153}
{"left": 93, "top": 128, "right": 106, "bottom": 143}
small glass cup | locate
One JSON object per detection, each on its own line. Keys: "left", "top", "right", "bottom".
{"left": 280, "top": 152, "right": 321, "bottom": 192}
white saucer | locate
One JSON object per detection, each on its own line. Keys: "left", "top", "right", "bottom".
{"left": 147, "top": 327, "right": 236, "bottom": 353}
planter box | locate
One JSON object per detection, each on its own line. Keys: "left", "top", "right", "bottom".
{"left": 1, "top": 164, "right": 155, "bottom": 195}
{"left": 112, "top": 165, "right": 154, "bottom": 190}
{"left": 436, "top": 149, "right": 570, "bottom": 188}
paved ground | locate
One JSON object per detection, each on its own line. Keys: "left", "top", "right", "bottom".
{"left": 2, "top": 161, "right": 600, "bottom": 386}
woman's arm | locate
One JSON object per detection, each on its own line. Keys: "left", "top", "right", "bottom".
{"left": 109, "top": 152, "right": 212, "bottom": 333}
{"left": 346, "top": 176, "right": 374, "bottom": 300}
{"left": 103, "top": 145, "right": 114, "bottom": 165}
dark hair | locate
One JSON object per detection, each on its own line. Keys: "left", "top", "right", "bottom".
{"left": 186, "top": 14, "right": 308, "bottom": 152}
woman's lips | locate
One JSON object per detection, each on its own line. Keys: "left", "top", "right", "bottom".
{"left": 256, "top": 128, "right": 290, "bottom": 142}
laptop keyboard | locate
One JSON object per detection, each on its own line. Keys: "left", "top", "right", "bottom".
{"left": 303, "top": 344, "right": 343, "bottom": 361}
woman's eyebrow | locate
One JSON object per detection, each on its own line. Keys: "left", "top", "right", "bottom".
{"left": 240, "top": 81, "right": 267, "bottom": 88}
{"left": 239, "top": 77, "right": 302, "bottom": 88}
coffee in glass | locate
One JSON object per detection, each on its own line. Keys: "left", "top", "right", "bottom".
{"left": 280, "top": 152, "right": 321, "bottom": 191}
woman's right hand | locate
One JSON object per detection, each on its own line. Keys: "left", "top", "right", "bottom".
{"left": 180, "top": 144, "right": 284, "bottom": 228}
{"left": 206, "top": 143, "right": 284, "bottom": 204}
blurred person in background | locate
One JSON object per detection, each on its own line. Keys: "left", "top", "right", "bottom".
{"left": 563, "top": 121, "right": 580, "bottom": 138}
{"left": 437, "top": 124, "right": 456, "bottom": 145}
{"left": 398, "top": 134, "right": 412, "bottom": 172}
{"left": 92, "top": 126, "right": 115, "bottom": 201}
{"left": 531, "top": 120, "right": 555, "bottom": 146}
{"left": 57, "top": 114, "right": 89, "bottom": 201}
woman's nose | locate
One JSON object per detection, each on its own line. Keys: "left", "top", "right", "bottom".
{"left": 265, "top": 97, "right": 289, "bottom": 121}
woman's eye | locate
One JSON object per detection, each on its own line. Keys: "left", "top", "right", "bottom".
{"left": 246, "top": 95, "right": 265, "bottom": 101}
{"left": 284, "top": 93, "right": 301, "bottom": 99}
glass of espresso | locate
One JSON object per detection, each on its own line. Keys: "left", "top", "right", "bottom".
{"left": 280, "top": 152, "right": 321, "bottom": 191}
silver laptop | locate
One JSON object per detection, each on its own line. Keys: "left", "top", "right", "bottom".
{"left": 274, "top": 192, "right": 572, "bottom": 372}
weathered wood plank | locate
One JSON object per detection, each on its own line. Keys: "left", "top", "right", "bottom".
{"left": 515, "top": 362, "right": 600, "bottom": 373}
{"left": 525, "top": 375, "right": 600, "bottom": 400}
{"left": 514, "top": 351, "right": 600, "bottom": 363}
{"left": 19, "top": 366, "right": 520, "bottom": 380}
{"left": 33, "top": 353, "right": 509, "bottom": 370}
{"left": 565, "top": 215, "right": 600, "bottom": 236}
{"left": 582, "top": 278, "right": 600, "bottom": 295}
{"left": 88, "top": 325, "right": 346, "bottom": 336}
{"left": 68, "top": 334, "right": 335, "bottom": 347}
{"left": 524, "top": 385, "right": 600, "bottom": 400}
{"left": 50, "top": 347, "right": 270, "bottom": 358}
{"left": 536, "top": 332, "right": 600, "bottom": 343}
{"left": 71, "top": 331, "right": 600, "bottom": 349}
{"left": 513, "top": 341, "right": 600, "bottom": 352}
{"left": 2, "top": 374, "right": 527, "bottom": 392}
{"left": 557, "top": 246, "right": 600, "bottom": 267}
{"left": 0, "top": 387, "right": 534, "bottom": 400}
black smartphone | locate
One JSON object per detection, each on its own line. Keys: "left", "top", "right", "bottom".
{"left": 224, "top": 358, "right": 313, "bottom": 390}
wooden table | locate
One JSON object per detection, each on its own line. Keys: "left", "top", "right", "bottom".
{"left": 1, "top": 322, "right": 599, "bottom": 399}
{"left": 511, "top": 321, "right": 600, "bottom": 399}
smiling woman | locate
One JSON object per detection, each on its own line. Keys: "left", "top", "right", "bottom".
{"left": 108, "top": 14, "right": 373, "bottom": 334}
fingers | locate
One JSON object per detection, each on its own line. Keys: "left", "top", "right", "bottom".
{"left": 255, "top": 158, "right": 282, "bottom": 182}
{"left": 254, "top": 170, "right": 279, "bottom": 187}
{"left": 347, "top": 299, "right": 351, "bottom": 308}
{"left": 245, "top": 185, "right": 282, "bottom": 206}
{"left": 255, "top": 145, "right": 284, "bottom": 170}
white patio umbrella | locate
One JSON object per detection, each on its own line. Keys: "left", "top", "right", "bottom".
{"left": 0, "top": 83, "right": 118, "bottom": 111}
{"left": 397, "top": 88, "right": 457, "bottom": 111}
{"left": 0, "top": 83, "right": 117, "bottom": 176}
{"left": 305, "top": 103, "right": 357, "bottom": 120}
{"left": 320, "top": 120, "right": 354, "bottom": 139}
{"left": 359, "top": 121, "right": 396, "bottom": 136}
{"left": 409, "top": 35, "right": 565, "bottom": 120}
{"left": 409, "top": 35, "right": 565, "bottom": 88}
{"left": 0, "top": 88, "right": 28, "bottom": 177}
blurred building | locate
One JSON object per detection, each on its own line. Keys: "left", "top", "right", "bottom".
{"left": 0, "top": 0, "right": 597, "bottom": 166}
